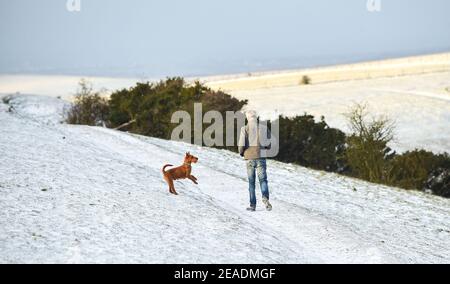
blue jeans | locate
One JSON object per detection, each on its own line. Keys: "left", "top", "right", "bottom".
{"left": 246, "top": 158, "right": 269, "bottom": 206}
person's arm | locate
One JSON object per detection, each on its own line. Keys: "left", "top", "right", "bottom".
{"left": 238, "top": 126, "right": 247, "bottom": 157}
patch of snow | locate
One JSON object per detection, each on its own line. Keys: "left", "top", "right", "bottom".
{"left": 1, "top": 94, "right": 70, "bottom": 125}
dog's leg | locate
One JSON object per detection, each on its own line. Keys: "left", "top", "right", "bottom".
{"left": 164, "top": 175, "right": 178, "bottom": 195}
{"left": 188, "top": 175, "right": 198, "bottom": 184}
{"left": 168, "top": 179, "right": 178, "bottom": 195}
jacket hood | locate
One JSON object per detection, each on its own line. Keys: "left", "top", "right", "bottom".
{"left": 245, "top": 110, "right": 258, "bottom": 121}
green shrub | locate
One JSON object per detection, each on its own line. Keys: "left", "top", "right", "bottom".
{"left": 275, "top": 114, "right": 346, "bottom": 172}
{"left": 108, "top": 78, "right": 247, "bottom": 145}
{"left": 387, "top": 150, "right": 448, "bottom": 190}
{"left": 300, "top": 75, "right": 311, "bottom": 85}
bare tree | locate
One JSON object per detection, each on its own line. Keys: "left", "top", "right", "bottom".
{"left": 344, "top": 103, "right": 396, "bottom": 183}
{"left": 66, "top": 79, "right": 110, "bottom": 126}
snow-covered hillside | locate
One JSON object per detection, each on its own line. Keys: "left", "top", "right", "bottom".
{"left": 0, "top": 94, "right": 449, "bottom": 264}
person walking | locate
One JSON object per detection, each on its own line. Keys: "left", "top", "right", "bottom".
{"left": 238, "top": 110, "right": 273, "bottom": 212}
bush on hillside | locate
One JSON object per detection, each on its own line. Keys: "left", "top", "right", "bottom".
{"left": 66, "top": 80, "right": 110, "bottom": 126}
{"left": 388, "top": 150, "right": 450, "bottom": 191}
{"left": 300, "top": 75, "right": 311, "bottom": 85}
{"left": 108, "top": 78, "right": 247, "bottom": 146}
{"left": 344, "top": 103, "right": 396, "bottom": 183}
{"left": 276, "top": 114, "right": 346, "bottom": 172}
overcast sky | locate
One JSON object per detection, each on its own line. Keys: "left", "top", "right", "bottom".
{"left": 1, "top": 0, "right": 449, "bottom": 77}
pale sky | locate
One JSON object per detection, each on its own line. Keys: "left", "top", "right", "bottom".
{"left": 1, "top": 0, "right": 449, "bottom": 77}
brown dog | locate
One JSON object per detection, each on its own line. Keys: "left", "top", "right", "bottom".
{"left": 162, "top": 152, "right": 199, "bottom": 195}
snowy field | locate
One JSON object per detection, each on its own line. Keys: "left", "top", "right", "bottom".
{"left": 206, "top": 71, "right": 450, "bottom": 154}
{"left": 0, "top": 75, "right": 139, "bottom": 99}
{"left": 204, "top": 52, "right": 450, "bottom": 89}
{"left": 0, "top": 94, "right": 449, "bottom": 264}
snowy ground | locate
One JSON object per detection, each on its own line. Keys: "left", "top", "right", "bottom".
{"left": 207, "top": 72, "right": 450, "bottom": 154}
{"left": 0, "top": 94, "right": 449, "bottom": 264}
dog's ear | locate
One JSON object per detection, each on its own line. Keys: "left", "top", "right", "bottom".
{"left": 186, "top": 152, "right": 190, "bottom": 156}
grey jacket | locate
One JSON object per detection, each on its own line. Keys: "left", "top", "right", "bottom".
{"left": 238, "top": 122, "right": 274, "bottom": 160}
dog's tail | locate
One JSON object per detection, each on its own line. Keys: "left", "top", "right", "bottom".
{"left": 162, "top": 164, "right": 173, "bottom": 173}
